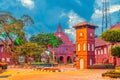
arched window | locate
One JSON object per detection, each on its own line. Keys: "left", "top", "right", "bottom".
{"left": 98, "top": 50, "right": 101, "bottom": 55}
{"left": 90, "top": 59, "right": 92, "bottom": 65}
{"left": 88, "top": 43, "right": 90, "bottom": 51}
{"left": 78, "top": 44, "right": 80, "bottom": 51}
{"left": 83, "top": 43, "right": 86, "bottom": 51}
{"left": 92, "top": 44, "right": 94, "bottom": 51}
{"left": 80, "top": 33, "right": 83, "bottom": 37}
{"left": 1, "top": 47, "right": 4, "bottom": 53}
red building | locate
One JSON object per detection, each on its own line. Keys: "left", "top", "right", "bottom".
{"left": 54, "top": 24, "right": 75, "bottom": 64}
{"left": 95, "top": 23, "right": 120, "bottom": 66}
{"left": 73, "top": 22, "right": 97, "bottom": 69}
{"left": 0, "top": 43, "right": 11, "bottom": 64}
{"left": 0, "top": 24, "right": 75, "bottom": 65}
{"left": 1, "top": 22, "right": 120, "bottom": 67}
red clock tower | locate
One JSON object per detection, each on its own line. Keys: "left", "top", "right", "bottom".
{"left": 73, "top": 22, "right": 98, "bottom": 69}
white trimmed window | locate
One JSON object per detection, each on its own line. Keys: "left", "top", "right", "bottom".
{"left": 1, "top": 47, "right": 4, "bottom": 52}
{"left": 2, "top": 58, "right": 5, "bottom": 62}
{"left": 104, "top": 48, "right": 107, "bottom": 54}
{"left": 90, "top": 33, "right": 93, "bottom": 37}
{"left": 92, "top": 44, "right": 94, "bottom": 51}
{"left": 78, "top": 44, "right": 80, "bottom": 51}
{"left": 6, "top": 58, "right": 10, "bottom": 62}
{"left": 88, "top": 43, "right": 90, "bottom": 51}
{"left": 80, "top": 33, "right": 83, "bottom": 37}
{"left": 98, "top": 50, "right": 100, "bottom": 55}
{"left": 101, "top": 50, "right": 103, "bottom": 54}
{"left": 83, "top": 43, "right": 86, "bottom": 51}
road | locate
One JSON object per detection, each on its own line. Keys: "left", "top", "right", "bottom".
{"left": 0, "top": 68, "right": 119, "bottom": 80}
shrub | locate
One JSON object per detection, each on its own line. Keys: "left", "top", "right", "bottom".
{"left": 88, "top": 64, "right": 115, "bottom": 69}
{"left": 30, "top": 62, "right": 44, "bottom": 65}
{"left": 2, "top": 64, "right": 7, "bottom": 70}
{"left": 115, "top": 67, "right": 120, "bottom": 70}
{"left": 102, "top": 69, "right": 120, "bottom": 78}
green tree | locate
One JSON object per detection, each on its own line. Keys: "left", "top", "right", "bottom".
{"left": 15, "top": 42, "right": 45, "bottom": 63}
{"left": 30, "top": 33, "right": 63, "bottom": 64}
{"left": 101, "top": 29, "right": 120, "bottom": 66}
{"left": 0, "top": 12, "right": 34, "bottom": 63}
{"left": 111, "top": 46, "right": 120, "bottom": 58}
{"left": 30, "top": 33, "right": 63, "bottom": 48}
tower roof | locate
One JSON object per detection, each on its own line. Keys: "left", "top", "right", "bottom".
{"left": 73, "top": 22, "right": 98, "bottom": 29}
{"left": 95, "top": 37, "right": 110, "bottom": 47}
{"left": 56, "top": 23, "right": 62, "bottom": 32}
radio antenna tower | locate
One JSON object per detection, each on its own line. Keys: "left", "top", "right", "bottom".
{"left": 102, "top": 0, "right": 111, "bottom": 32}
{"left": 118, "top": 4, "right": 120, "bottom": 22}
{"left": 117, "top": 1, "right": 120, "bottom": 22}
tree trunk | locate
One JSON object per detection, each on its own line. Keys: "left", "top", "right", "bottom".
{"left": 113, "top": 56, "right": 116, "bottom": 67}
{"left": 11, "top": 55, "right": 19, "bottom": 65}
{"left": 25, "top": 56, "right": 28, "bottom": 63}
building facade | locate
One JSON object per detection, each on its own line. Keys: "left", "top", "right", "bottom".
{"left": 1, "top": 22, "right": 120, "bottom": 67}
{"left": 54, "top": 24, "right": 75, "bottom": 64}
{"left": 95, "top": 23, "right": 120, "bottom": 66}
{"left": 73, "top": 22, "right": 97, "bottom": 69}
{"left": 0, "top": 44, "right": 11, "bottom": 64}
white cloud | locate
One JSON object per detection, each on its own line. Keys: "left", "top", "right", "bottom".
{"left": 91, "top": 4, "right": 120, "bottom": 21}
{"left": 109, "top": 5, "right": 120, "bottom": 13}
{"left": 19, "top": 0, "right": 35, "bottom": 10}
{"left": 67, "top": 10, "right": 85, "bottom": 28}
{"left": 64, "top": 10, "right": 85, "bottom": 43}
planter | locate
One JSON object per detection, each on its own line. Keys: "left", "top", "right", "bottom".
{"left": 0, "top": 62, "right": 8, "bottom": 70}
{"left": 31, "top": 63, "right": 58, "bottom": 67}
{"left": 88, "top": 64, "right": 115, "bottom": 69}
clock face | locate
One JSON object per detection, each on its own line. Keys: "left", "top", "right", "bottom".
{"left": 90, "top": 33, "right": 93, "bottom": 37}
{"left": 58, "top": 34, "right": 61, "bottom": 37}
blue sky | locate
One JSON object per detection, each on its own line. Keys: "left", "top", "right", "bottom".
{"left": 0, "top": 0, "right": 120, "bottom": 43}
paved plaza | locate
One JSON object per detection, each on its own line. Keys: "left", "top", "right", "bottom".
{"left": 0, "top": 68, "right": 119, "bottom": 80}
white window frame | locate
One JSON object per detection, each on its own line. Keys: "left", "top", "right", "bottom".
{"left": 6, "top": 58, "right": 10, "bottom": 62}
{"left": 80, "top": 33, "right": 83, "bottom": 37}
{"left": 2, "top": 58, "right": 5, "bottom": 62}
{"left": 1, "top": 47, "right": 4, "bottom": 53}
{"left": 83, "top": 43, "right": 86, "bottom": 51}
{"left": 78, "top": 44, "right": 80, "bottom": 51}
{"left": 90, "top": 33, "right": 93, "bottom": 37}
{"left": 104, "top": 48, "right": 107, "bottom": 54}
{"left": 98, "top": 50, "right": 100, "bottom": 55}
{"left": 92, "top": 44, "right": 94, "bottom": 51}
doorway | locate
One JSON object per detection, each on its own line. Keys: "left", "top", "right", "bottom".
{"left": 80, "top": 59, "right": 84, "bottom": 69}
